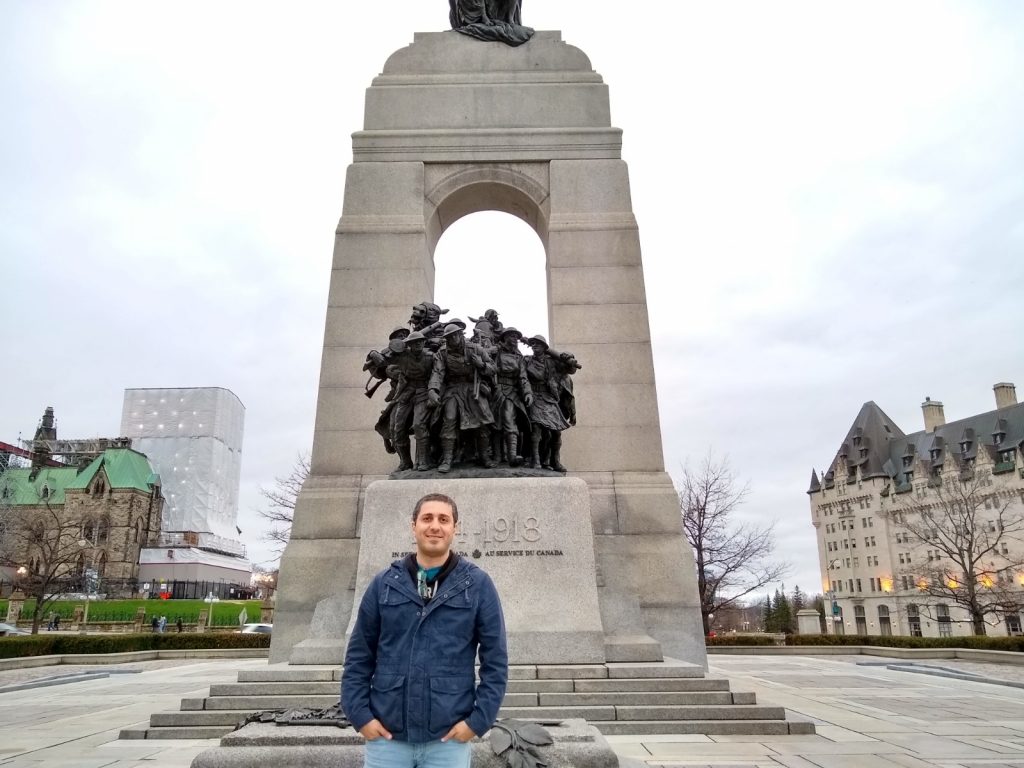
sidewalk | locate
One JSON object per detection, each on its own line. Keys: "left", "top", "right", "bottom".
{"left": 3, "top": 654, "right": 1024, "bottom": 767}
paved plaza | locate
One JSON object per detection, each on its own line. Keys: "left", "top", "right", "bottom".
{"left": 3, "top": 654, "right": 1024, "bottom": 767}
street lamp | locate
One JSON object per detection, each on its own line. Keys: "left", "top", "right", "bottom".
{"left": 825, "top": 559, "right": 842, "bottom": 634}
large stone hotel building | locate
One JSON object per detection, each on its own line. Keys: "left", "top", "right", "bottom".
{"left": 809, "top": 383, "right": 1024, "bottom": 636}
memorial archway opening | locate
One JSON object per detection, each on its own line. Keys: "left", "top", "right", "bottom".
{"left": 433, "top": 209, "right": 549, "bottom": 338}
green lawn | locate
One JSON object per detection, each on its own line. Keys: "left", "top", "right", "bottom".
{"left": 1, "top": 598, "right": 263, "bottom": 627}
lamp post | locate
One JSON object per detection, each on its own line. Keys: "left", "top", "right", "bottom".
{"left": 825, "top": 559, "right": 842, "bottom": 634}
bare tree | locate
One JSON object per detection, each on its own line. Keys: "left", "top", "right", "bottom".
{"left": 883, "top": 470, "right": 1024, "bottom": 636}
{"left": 257, "top": 453, "right": 309, "bottom": 556}
{"left": 678, "top": 453, "right": 790, "bottom": 636}
{"left": 0, "top": 480, "right": 91, "bottom": 634}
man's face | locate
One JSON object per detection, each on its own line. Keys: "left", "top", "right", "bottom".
{"left": 528, "top": 341, "right": 545, "bottom": 355}
{"left": 446, "top": 333, "right": 464, "bottom": 352}
{"left": 501, "top": 334, "right": 518, "bottom": 352}
{"left": 407, "top": 338, "right": 425, "bottom": 355}
{"left": 412, "top": 501, "right": 457, "bottom": 562}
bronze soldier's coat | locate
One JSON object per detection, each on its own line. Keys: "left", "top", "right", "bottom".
{"left": 429, "top": 339, "right": 496, "bottom": 437}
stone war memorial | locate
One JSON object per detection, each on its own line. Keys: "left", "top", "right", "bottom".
{"left": 272, "top": 23, "right": 706, "bottom": 672}
{"left": 159, "top": 7, "right": 812, "bottom": 765}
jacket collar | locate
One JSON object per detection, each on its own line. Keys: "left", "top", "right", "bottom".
{"left": 386, "top": 557, "right": 473, "bottom": 608}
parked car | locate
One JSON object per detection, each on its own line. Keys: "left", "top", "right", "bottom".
{"left": 0, "top": 622, "right": 30, "bottom": 636}
{"left": 238, "top": 623, "right": 272, "bottom": 635}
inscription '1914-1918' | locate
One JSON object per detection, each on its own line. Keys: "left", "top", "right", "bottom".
{"left": 389, "top": 515, "right": 564, "bottom": 560}
{"left": 458, "top": 515, "right": 541, "bottom": 544}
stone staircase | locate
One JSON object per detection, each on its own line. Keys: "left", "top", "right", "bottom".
{"left": 120, "top": 660, "right": 813, "bottom": 740}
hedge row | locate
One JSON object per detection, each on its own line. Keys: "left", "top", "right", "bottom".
{"left": 706, "top": 635, "right": 778, "bottom": 646}
{"left": 784, "top": 633, "right": 1024, "bottom": 651}
{"left": 3, "top": 598, "right": 262, "bottom": 625}
{"left": 0, "top": 632, "right": 270, "bottom": 659}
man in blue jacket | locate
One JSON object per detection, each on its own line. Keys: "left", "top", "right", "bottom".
{"left": 342, "top": 492, "right": 508, "bottom": 767}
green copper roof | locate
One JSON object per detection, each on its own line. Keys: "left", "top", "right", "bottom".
{"left": 0, "top": 467, "right": 79, "bottom": 505}
{"left": 1, "top": 448, "right": 159, "bottom": 505}
{"left": 65, "top": 448, "right": 159, "bottom": 493}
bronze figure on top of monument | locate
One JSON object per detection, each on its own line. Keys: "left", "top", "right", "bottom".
{"left": 363, "top": 303, "right": 580, "bottom": 477}
{"left": 449, "top": 0, "right": 534, "bottom": 47}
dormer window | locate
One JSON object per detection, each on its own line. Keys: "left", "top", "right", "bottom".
{"left": 960, "top": 440, "right": 971, "bottom": 454}
{"left": 41, "top": 485, "right": 50, "bottom": 500}
{"left": 994, "top": 432, "right": 1006, "bottom": 446}
{"left": 903, "top": 455, "right": 913, "bottom": 468}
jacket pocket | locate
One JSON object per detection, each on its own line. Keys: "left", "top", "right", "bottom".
{"left": 428, "top": 596, "right": 474, "bottom": 644}
{"left": 369, "top": 673, "right": 405, "bottom": 733}
{"left": 428, "top": 675, "right": 475, "bottom": 733}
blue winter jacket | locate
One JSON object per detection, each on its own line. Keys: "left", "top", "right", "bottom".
{"left": 341, "top": 556, "right": 508, "bottom": 743}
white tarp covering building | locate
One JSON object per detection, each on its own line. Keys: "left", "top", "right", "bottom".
{"left": 120, "top": 388, "right": 246, "bottom": 553}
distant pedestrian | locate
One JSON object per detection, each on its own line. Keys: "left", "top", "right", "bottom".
{"left": 158, "top": 616, "right": 167, "bottom": 633}
{"left": 151, "top": 616, "right": 159, "bottom": 633}
{"left": 176, "top": 617, "right": 183, "bottom": 633}
{"left": 53, "top": 614, "right": 60, "bottom": 631}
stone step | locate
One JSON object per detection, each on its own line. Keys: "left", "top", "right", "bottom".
{"left": 614, "top": 705, "right": 786, "bottom": 721}
{"left": 507, "top": 677, "right": 733, "bottom": 693}
{"left": 594, "top": 719, "right": 816, "bottom": 736}
{"left": 237, "top": 667, "right": 338, "bottom": 683}
{"left": 572, "top": 677, "right": 731, "bottom": 693}
{"left": 533, "top": 661, "right": 705, "bottom": 680}
{"left": 606, "top": 661, "right": 707, "bottom": 679}
{"left": 538, "top": 691, "right": 748, "bottom": 706}
{"left": 152, "top": 711, "right": 252, "bottom": 727}
{"left": 198, "top": 690, "right": 539, "bottom": 709}
{"left": 200, "top": 695, "right": 340, "bottom": 711}
{"left": 120, "top": 725, "right": 234, "bottom": 740}
{"left": 201, "top": 682, "right": 741, "bottom": 707}
{"left": 499, "top": 705, "right": 616, "bottom": 721}
{"left": 217, "top": 678, "right": 735, "bottom": 696}
{"left": 498, "top": 703, "right": 784, "bottom": 722}
{"left": 211, "top": 682, "right": 340, "bottom": 696}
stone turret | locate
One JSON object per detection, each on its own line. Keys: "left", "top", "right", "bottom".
{"left": 31, "top": 406, "right": 57, "bottom": 469}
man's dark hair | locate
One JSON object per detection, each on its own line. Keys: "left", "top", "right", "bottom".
{"left": 412, "top": 493, "right": 458, "bottom": 523}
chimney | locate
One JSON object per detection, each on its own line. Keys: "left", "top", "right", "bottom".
{"left": 994, "top": 382, "right": 1018, "bottom": 410}
{"left": 921, "top": 397, "right": 945, "bottom": 433}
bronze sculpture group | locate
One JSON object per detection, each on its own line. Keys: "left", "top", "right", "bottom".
{"left": 449, "top": 0, "right": 534, "bottom": 47}
{"left": 364, "top": 304, "right": 580, "bottom": 475}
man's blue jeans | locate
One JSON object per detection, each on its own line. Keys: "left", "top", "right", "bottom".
{"left": 364, "top": 737, "right": 472, "bottom": 768}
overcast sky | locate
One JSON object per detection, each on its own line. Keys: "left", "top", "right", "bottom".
{"left": 2, "top": 1, "right": 1023, "bottom": 602}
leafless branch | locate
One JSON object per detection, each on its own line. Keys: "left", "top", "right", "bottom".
{"left": 677, "top": 452, "right": 791, "bottom": 634}
{"left": 256, "top": 453, "right": 309, "bottom": 555}
{"left": 882, "top": 469, "right": 1024, "bottom": 635}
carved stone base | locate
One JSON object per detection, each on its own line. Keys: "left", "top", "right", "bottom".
{"left": 353, "top": 477, "right": 609, "bottom": 665}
